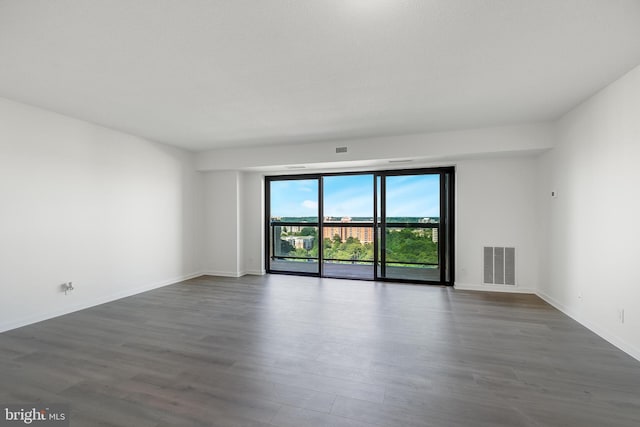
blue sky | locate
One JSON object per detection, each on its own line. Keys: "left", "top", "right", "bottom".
{"left": 270, "top": 174, "right": 440, "bottom": 218}
{"left": 324, "top": 175, "right": 373, "bottom": 218}
{"left": 385, "top": 175, "right": 440, "bottom": 217}
{"left": 270, "top": 179, "right": 319, "bottom": 217}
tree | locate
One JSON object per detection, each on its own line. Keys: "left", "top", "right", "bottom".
{"left": 385, "top": 229, "right": 438, "bottom": 265}
{"left": 298, "top": 227, "right": 317, "bottom": 236}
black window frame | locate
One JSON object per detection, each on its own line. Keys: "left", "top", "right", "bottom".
{"left": 265, "top": 166, "right": 455, "bottom": 286}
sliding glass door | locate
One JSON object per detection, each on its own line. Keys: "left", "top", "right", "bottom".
{"left": 322, "top": 174, "right": 375, "bottom": 280}
{"left": 266, "top": 167, "right": 454, "bottom": 285}
{"left": 267, "top": 177, "right": 320, "bottom": 275}
{"left": 377, "top": 173, "right": 442, "bottom": 282}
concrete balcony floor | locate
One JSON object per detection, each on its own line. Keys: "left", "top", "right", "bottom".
{"left": 270, "top": 259, "right": 441, "bottom": 282}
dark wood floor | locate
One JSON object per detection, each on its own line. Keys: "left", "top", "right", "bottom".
{"left": 1, "top": 275, "right": 639, "bottom": 426}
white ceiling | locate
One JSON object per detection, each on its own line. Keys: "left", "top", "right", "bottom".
{"left": 1, "top": 1, "right": 640, "bottom": 152}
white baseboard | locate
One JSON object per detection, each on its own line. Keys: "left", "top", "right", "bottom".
{"left": 202, "top": 270, "right": 245, "bottom": 278}
{"left": 245, "top": 270, "right": 266, "bottom": 276}
{"left": 454, "top": 282, "right": 535, "bottom": 294}
{"left": 199, "top": 270, "right": 269, "bottom": 279}
{"left": 536, "top": 291, "right": 640, "bottom": 363}
{"left": 0, "top": 272, "right": 203, "bottom": 333}
{"left": 202, "top": 270, "right": 267, "bottom": 277}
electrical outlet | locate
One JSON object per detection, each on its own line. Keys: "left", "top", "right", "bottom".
{"left": 578, "top": 292, "right": 583, "bottom": 301}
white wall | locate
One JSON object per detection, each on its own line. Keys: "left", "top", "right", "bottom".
{"left": 226, "top": 156, "right": 540, "bottom": 291}
{"left": 0, "top": 97, "right": 203, "bottom": 331}
{"left": 202, "top": 171, "right": 265, "bottom": 277}
{"left": 196, "top": 123, "right": 553, "bottom": 171}
{"left": 202, "top": 170, "right": 243, "bottom": 277}
{"left": 198, "top": 124, "right": 552, "bottom": 283}
{"left": 242, "top": 172, "right": 265, "bottom": 275}
{"left": 455, "top": 156, "right": 539, "bottom": 292}
{"left": 202, "top": 171, "right": 239, "bottom": 276}
{"left": 237, "top": 172, "right": 246, "bottom": 276}
{"left": 538, "top": 64, "right": 640, "bottom": 360}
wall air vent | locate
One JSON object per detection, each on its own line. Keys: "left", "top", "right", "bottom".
{"left": 336, "top": 146, "right": 348, "bottom": 153}
{"left": 483, "top": 246, "right": 515, "bottom": 285}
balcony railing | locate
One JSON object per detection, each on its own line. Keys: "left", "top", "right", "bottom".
{"left": 269, "top": 219, "right": 441, "bottom": 281}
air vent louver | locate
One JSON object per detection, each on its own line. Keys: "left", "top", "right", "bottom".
{"left": 483, "top": 247, "right": 515, "bottom": 285}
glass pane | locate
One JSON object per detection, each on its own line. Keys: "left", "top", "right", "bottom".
{"left": 384, "top": 226, "right": 440, "bottom": 281}
{"left": 322, "top": 175, "right": 374, "bottom": 279}
{"left": 385, "top": 174, "right": 440, "bottom": 223}
{"left": 323, "top": 175, "right": 373, "bottom": 222}
{"left": 269, "top": 225, "right": 319, "bottom": 274}
{"left": 383, "top": 174, "right": 441, "bottom": 282}
{"left": 270, "top": 179, "right": 319, "bottom": 222}
{"left": 269, "top": 178, "right": 319, "bottom": 275}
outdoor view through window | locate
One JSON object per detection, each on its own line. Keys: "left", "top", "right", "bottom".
{"left": 268, "top": 171, "right": 448, "bottom": 283}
